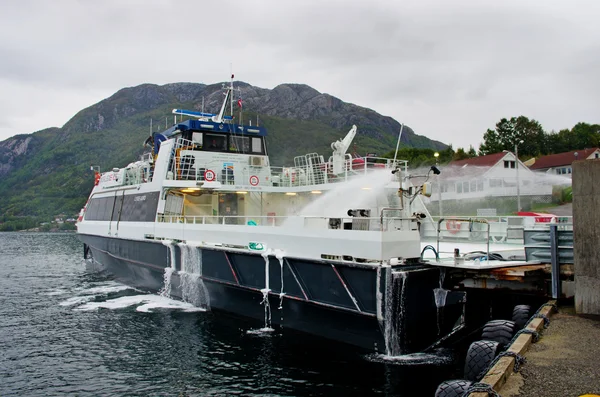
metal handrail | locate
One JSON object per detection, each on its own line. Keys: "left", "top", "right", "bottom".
{"left": 436, "top": 218, "right": 491, "bottom": 262}
{"left": 157, "top": 214, "right": 414, "bottom": 231}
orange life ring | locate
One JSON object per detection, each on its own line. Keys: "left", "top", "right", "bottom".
{"left": 94, "top": 172, "right": 101, "bottom": 185}
{"left": 446, "top": 219, "right": 461, "bottom": 234}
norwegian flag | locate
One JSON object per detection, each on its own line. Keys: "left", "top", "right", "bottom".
{"left": 237, "top": 99, "right": 243, "bottom": 108}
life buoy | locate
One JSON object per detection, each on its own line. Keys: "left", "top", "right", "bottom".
{"left": 284, "top": 169, "right": 296, "bottom": 183}
{"left": 94, "top": 172, "right": 101, "bottom": 185}
{"left": 446, "top": 219, "right": 461, "bottom": 234}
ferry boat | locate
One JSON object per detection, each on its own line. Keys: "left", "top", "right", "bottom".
{"left": 76, "top": 77, "right": 524, "bottom": 354}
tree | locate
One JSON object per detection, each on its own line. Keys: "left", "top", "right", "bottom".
{"left": 452, "top": 146, "right": 477, "bottom": 161}
{"left": 467, "top": 145, "right": 477, "bottom": 157}
{"left": 545, "top": 123, "right": 600, "bottom": 153}
{"left": 570, "top": 122, "right": 600, "bottom": 149}
{"left": 453, "top": 148, "right": 469, "bottom": 161}
{"left": 479, "top": 116, "right": 545, "bottom": 157}
{"left": 382, "top": 146, "right": 455, "bottom": 167}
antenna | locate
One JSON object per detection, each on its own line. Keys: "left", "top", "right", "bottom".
{"left": 393, "top": 124, "right": 404, "bottom": 166}
{"left": 230, "top": 72, "right": 234, "bottom": 117}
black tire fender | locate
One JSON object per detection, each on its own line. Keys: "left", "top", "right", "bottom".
{"left": 481, "top": 319, "right": 516, "bottom": 348}
{"left": 512, "top": 304, "right": 532, "bottom": 330}
{"left": 435, "top": 379, "right": 473, "bottom": 397}
{"left": 463, "top": 340, "right": 501, "bottom": 381}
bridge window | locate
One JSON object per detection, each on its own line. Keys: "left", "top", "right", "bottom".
{"left": 252, "top": 137, "right": 263, "bottom": 154}
{"left": 230, "top": 136, "right": 250, "bottom": 153}
{"left": 192, "top": 132, "right": 203, "bottom": 146}
{"left": 205, "top": 134, "right": 227, "bottom": 151}
{"left": 190, "top": 132, "right": 265, "bottom": 154}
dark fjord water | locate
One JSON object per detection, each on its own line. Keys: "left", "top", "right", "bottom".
{"left": 0, "top": 233, "right": 456, "bottom": 396}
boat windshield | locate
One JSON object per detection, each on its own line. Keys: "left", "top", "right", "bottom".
{"left": 206, "top": 134, "right": 227, "bottom": 151}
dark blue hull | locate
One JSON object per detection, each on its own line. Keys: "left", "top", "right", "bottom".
{"left": 78, "top": 234, "right": 465, "bottom": 353}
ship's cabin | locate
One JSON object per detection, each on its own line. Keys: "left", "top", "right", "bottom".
{"left": 156, "top": 119, "right": 268, "bottom": 156}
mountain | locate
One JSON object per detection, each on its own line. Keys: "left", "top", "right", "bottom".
{"left": 0, "top": 81, "right": 447, "bottom": 219}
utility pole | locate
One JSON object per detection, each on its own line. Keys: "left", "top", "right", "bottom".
{"left": 515, "top": 140, "right": 524, "bottom": 212}
{"left": 435, "top": 152, "right": 442, "bottom": 217}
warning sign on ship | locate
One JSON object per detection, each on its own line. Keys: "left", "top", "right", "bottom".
{"left": 204, "top": 169, "right": 216, "bottom": 181}
{"left": 249, "top": 175, "right": 259, "bottom": 186}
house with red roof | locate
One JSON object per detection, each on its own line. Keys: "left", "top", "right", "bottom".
{"left": 528, "top": 148, "right": 600, "bottom": 177}
{"left": 428, "top": 151, "right": 553, "bottom": 213}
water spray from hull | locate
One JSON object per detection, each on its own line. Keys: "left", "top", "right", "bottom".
{"left": 384, "top": 271, "right": 408, "bottom": 357}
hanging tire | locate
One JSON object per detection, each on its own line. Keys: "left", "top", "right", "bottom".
{"left": 463, "top": 340, "right": 501, "bottom": 381}
{"left": 512, "top": 304, "right": 532, "bottom": 330}
{"left": 435, "top": 379, "right": 473, "bottom": 397}
{"left": 481, "top": 319, "right": 516, "bottom": 347}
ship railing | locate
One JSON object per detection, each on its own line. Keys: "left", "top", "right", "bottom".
{"left": 157, "top": 214, "right": 418, "bottom": 231}
{"left": 436, "top": 218, "right": 491, "bottom": 258}
{"left": 423, "top": 215, "right": 573, "bottom": 242}
{"left": 269, "top": 158, "right": 407, "bottom": 188}
{"left": 168, "top": 136, "right": 408, "bottom": 187}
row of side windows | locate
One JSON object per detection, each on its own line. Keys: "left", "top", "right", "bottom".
{"left": 84, "top": 192, "right": 160, "bottom": 222}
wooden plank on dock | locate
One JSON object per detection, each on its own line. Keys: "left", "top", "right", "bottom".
{"left": 489, "top": 264, "right": 546, "bottom": 280}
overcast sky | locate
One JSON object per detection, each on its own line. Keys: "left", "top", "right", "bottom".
{"left": 0, "top": 0, "right": 598, "bottom": 150}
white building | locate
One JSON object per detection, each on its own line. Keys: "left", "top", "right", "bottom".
{"left": 528, "top": 148, "right": 600, "bottom": 177}
{"left": 427, "top": 151, "right": 553, "bottom": 214}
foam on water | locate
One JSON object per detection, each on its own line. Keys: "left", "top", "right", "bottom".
{"left": 74, "top": 294, "right": 205, "bottom": 312}
{"left": 367, "top": 350, "right": 453, "bottom": 366}
{"left": 61, "top": 278, "right": 205, "bottom": 313}
{"left": 76, "top": 284, "right": 133, "bottom": 295}
{"left": 59, "top": 282, "right": 136, "bottom": 306}
{"left": 42, "top": 288, "right": 71, "bottom": 296}
{"left": 60, "top": 295, "right": 97, "bottom": 307}
{"left": 246, "top": 327, "right": 276, "bottom": 336}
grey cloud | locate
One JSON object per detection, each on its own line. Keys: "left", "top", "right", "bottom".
{"left": 0, "top": 0, "right": 599, "bottom": 148}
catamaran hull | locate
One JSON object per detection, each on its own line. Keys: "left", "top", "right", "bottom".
{"left": 78, "top": 234, "right": 465, "bottom": 353}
